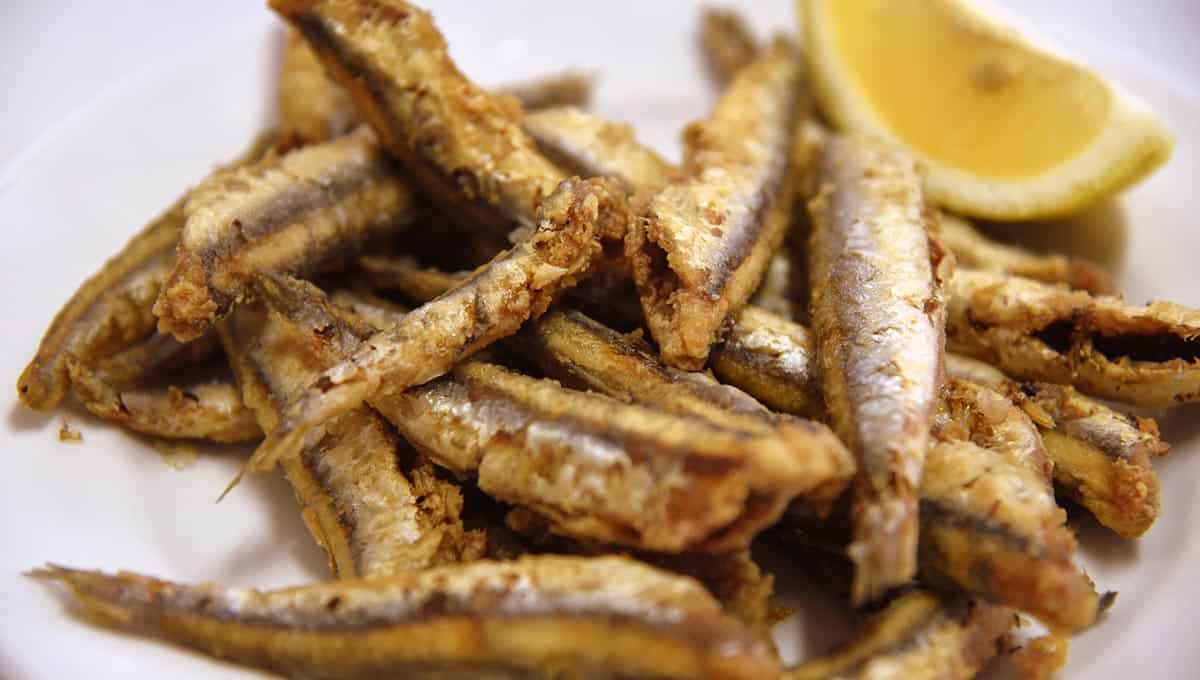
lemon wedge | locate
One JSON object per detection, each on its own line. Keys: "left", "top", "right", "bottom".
{"left": 800, "top": 0, "right": 1174, "bottom": 221}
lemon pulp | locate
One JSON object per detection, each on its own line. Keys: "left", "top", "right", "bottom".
{"left": 825, "top": 0, "right": 1111, "bottom": 179}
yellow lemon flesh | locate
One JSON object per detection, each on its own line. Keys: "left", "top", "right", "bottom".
{"left": 801, "top": 0, "right": 1174, "bottom": 221}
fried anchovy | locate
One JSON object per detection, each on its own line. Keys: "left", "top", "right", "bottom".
{"left": 502, "top": 507, "right": 777, "bottom": 638}
{"left": 946, "top": 267, "right": 1200, "bottom": 406}
{"left": 921, "top": 438, "right": 1099, "bottom": 632}
{"left": 699, "top": 7, "right": 761, "bottom": 87}
{"left": 749, "top": 250, "right": 797, "bottom": 318}
{"left": 352, "top": 256, "right": 854, "bottom": 510}
{"left": 628, "top": 39, "right": 803, "bottom": 370}
{"left": 784, "top": 591, "right": 1012, "bottom": 680}
{"left": 279, "top": 27, "right": 594, "bottom": 150}
{"left": 498, "top": 71, "right": 595, "bottom": 112}
{"left": 935, "top": 377, "right": 1053, "bottom": 484}
{"left": 279, "top": 28, "right": 360, "bottom": 148}
{"left": 808, "top": 134, "right": 950, "bottom": 603}
{"left": 523, "top": 106, "right": 679, "bottom": 191}
{"left": 274, "top": 0, "right": 569, "bottom": 236}
{"left": 713, "top": 305, "right": 823, "bottom": 419}
{"left": 220, "top": 275, "right": 484, "bottom": 577}
{"left": 66, "top": 333, "right": 260, "bottom": 444}
{"left": 359, "top": 255, "right": 827, "bottom": 421}
{"left": 251, "top": 177, "right": 625, "bottom": 476}
{"left": 372, "top": 358, "right": 838, "bottom": 553}
{"left": 33, "top": 556, "right": 780, "bottom": 680}
{"left": 17, "top": 133, "right": 278, "bottom": 410}
{"left": 155, "top": 127, "right": 420, "bottom": 341}
{"left": 945, "top": 354, "right": 1164, "bottom": 538}
{"left": 939, "top": 214, "right": 1115, "bottom": 295}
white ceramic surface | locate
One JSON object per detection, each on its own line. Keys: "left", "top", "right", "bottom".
{"left": 1, "top": 3, "right": 1197, "bottom": 678}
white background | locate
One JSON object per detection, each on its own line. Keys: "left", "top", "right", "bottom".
{"left": 1, "top": 1, "right": 1197, "bottom": 166}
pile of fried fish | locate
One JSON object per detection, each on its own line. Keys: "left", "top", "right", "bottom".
{"left": 19, "top": 2, "right": 1192, "bottom": 678}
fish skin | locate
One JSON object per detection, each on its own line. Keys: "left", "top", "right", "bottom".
{"left": 939, "top": 214, "right": 1115, "bottom": 295}
{"left": 628, "top": 38, "right": 804, "bottom": 370}
{"left": 279, "top": 28, "right": 360, "bottom": 148}
{"left": 219, "top": 275, "right": 484, "bottom": 578}
{"left": 935, "top": 377, "right": 1053, "bottom": 484}
{"left": 522, "top": 106, "right": 680, "bottom": 191}
{"left": 279, "top": 27, "right": 595, "bottom": 150}
{"left": 68, "top": 351, "right": 261, "bottom": 444}
{"left": 920, "top": 439, "right": 1099, "bottom": 633}
{"left": 712, "top": 305, "right": 824, "bottom": 420}
{"left": 251, "top": 177, "right": 625, "bottom": 475}
{"left": 807, "top": 134, "right": 950, "bottom": 603}
{"left": 946, "top": 267, "right": 1200, "bottom": 406}
{"left": 784, "top": 591, "right": 1013, "bottom": 680}
{"left": 17, "top": 134, "right": 279, "bottom": 411}
{"left": 349, "top": 256, "right": 854, "bottom": 512}
{"left": 31, "top": 556, "right": 780, "bottom": 680}
{"left": 372, "top": 358, "right": 840, "bottom": 554}
{"left": 155, "top": 127, "right": 420, "bottom": 342}
{"left": 945, "top": 354, "right": 1164, "bottom": 538}
{"left": 698, "top": 7, "right": 761, "bottom": 87}
{"left": 274, "top": 0, "right": 568, "bottom": 236}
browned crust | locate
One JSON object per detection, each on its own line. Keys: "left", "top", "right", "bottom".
{"left": 698, "top": 7, "right": 760, "bottom": 87}
{"left": 219, "top": 277, "right": 484, "bottom": 577}
{"left": 372, "top": 359, "right": 839, "bottom": 553}
{"left": 250, "top": 177, "right": 625, "bottom": 475}
{"left": 274, "top": 0, "right": 567, "bottom": 234}
{"left": 18, "top": 132, "right": 278, "bottom": 411}
{"left": 279, "top": 28, "right": 360, "bottom": 148}
{"left": 784, "top": 592, "right": 1012, "bottom": 680}
{"left": 628, "top": 39, "right": 803, "bottom": 370}
{"left": 946, "top": 268, "right": 1200, "bottom": 406}
{"left": 807, "top": 134, "right": 948, "bottom": 603}
{"left": 33, "top": 557, "right": 780, "bottom": 680}
{"left": 939, "top": 214, "right": 1116, "bottom": 295}
{"left": 154, "top": 129, "right": 419, "bottom": 342}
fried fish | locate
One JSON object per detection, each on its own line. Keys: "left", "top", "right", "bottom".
{"left": 33, "top": 556, "right": 780, "bottom": 680}
{"left": 946, "top": 267, "right": 1200, "bottom": 406}
{"left": 219, "top": 274, "right": 484, "bottom": 577}
{"left": 808, "top": 134, "right": 949, "bottom": 603}
{"left": 628, "top": 38, "right": 804, "bottom": 370}
{"left": 155, "top": 127, "right": 419, "bottom": 342}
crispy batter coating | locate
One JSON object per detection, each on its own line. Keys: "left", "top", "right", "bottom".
{"left": 698, "top": 7, "right": 761, "bottom": 87}
{"left": 33, "top": 556, "right": 780, "bottom": 680}
{"left": 808, "top": 134, "right": 950, "bottom": 603}
{"left": 373, "top": 359, "right": 842, "bottom": 553}
{"left": 945, "top": 354, "right": 1164, "bottom": 538}
{"left": 628, "top": 39, "right": 804, "bottom": 370}
{"left": 712, "top": 305, "right": 823, "bottom": 419}
{"left": 946, "top": 268, "right": 1200, "bottom": 406}
{"left": 279, "top": 28, "right": 360, "bottom": 148}
{"left": 251, "top": 177, "right": 626, "bottom": 475}
{"left": 921, "top": 438, "right": 1098, "bottom": 632}
{"left": 155, "top": 128, "right": 419, "bottom": 341}
{"left": 523, "top": 106, "right": 680, "bottom": 191}
{"left": 219, "top": 275, "right": 484, "bottom": 577}
{"left": 274, "top": 0, "right": 568, "bottom": 234}
{"left": 17, "top": 133, "right": 277, "bottom": 410}
{"left": 939, "top": 214, "right": 1115, "bottom": 295}
{"left": 784, "top": 591, "right": 1012, "bottom": 680}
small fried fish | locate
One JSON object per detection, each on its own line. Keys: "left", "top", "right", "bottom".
{"left": 155, "top": 127, "right": 420, "bottom": 341}
{"left": 33, "top": 556, "right": 780, "bottom": 680}
{"left": 808, "top": 134, "right": 950, "bottom": 603}
{"left": 946, "top": 267, "right": 1200, "bottom": 406}
{"left": 784, "top": 591, "right": 1012, "bottom": 680}
{"left": 628, "top": 38, "right": 804, "bottom": 369}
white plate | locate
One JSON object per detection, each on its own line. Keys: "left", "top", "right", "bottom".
{"left": 1, "top": 2, "right": 1197, "bottom": 678}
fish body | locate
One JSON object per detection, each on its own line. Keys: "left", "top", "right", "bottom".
{"left": 34, "top": 556, "right": 779, "bottom": 680}
{"left": 629, "top": 39, "right": 804, "bottom": 370}
{"left": 807, "top": 134, "right": 949, "bottom": 603}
